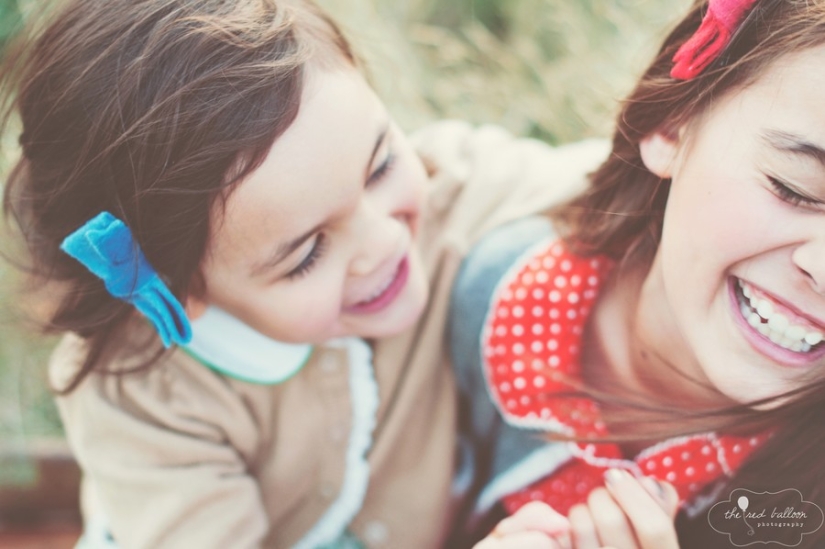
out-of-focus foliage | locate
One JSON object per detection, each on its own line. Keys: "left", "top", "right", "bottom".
{"left": 0, "top": 0, "right": 690, "bottom": 440}
{"left": 319, "top": 0, "right": 689, "bottom": 143}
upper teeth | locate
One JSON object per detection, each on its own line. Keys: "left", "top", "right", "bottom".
{"left": 363, "top": 271, "right": 396, "bottom": 303}
{"left": 739, "top": 280, "right": 823, "bottom": 353}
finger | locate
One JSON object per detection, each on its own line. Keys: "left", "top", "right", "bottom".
{"left": 494, "top": 501, "right": 571, "bottom": 537}
{"left": 586, "top": 487, "right": 637, "bottom": 549}
{"left": 568, "top": 504, "right": 600, "bottom": 549}
{"left": 474, "top": 531, "right": 563, "bottom": 549}
{"left": 603, "top": 469, "right": 680, "bottom": 549}
{"left": 638, "top": 477, "right": 680, "bottom": 518}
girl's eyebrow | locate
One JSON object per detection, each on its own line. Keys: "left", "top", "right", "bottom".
{"left": 249, "top": 121, "right": 391, "bottom": 278}
{"left": 763, "top": 130, "right": 825, "bottom": 168}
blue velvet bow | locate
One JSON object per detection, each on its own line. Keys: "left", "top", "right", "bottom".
{"left": 60, "top": 212, "right": 193, "bottom": 347}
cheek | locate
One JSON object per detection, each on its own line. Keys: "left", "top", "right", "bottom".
{"left": 259, "top": 281, "right": 345, "bottom": 342}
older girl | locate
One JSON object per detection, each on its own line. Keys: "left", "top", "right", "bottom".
{"left": 452, "top": 0, "right": 825, "bottom": 547}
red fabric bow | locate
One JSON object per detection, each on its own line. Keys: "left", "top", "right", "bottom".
{"left": 481, "top": 238, "right": 770, "bottom": 516}
{"left": 671, "top": 0, "right": 759, "bottom": 80}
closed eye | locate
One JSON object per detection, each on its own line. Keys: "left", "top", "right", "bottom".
{"left": 768, "top": 176, "right": 822, "bottom": 208}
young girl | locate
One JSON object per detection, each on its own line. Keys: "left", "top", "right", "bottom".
{"left": 0, "top": 0, "right": 610, "bottom": 547}
{"left": 451, "top": 0, "right": 825, "bottom": 546}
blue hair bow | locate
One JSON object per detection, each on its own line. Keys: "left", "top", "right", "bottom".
{"left": 60, "top": 211, "right": 193, "bottom": 347}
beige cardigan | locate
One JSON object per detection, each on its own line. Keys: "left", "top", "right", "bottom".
{"left": 50, "top": 121, "right": 608, "bottom": 549}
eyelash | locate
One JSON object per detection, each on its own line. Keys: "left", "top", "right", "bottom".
{"left": 286, "top": 233, "right": 327, "bottom": 280}
{"left": 366, "top": 153, "right": 396, "bottom": 187}
{"left": 768, "top": 176, "right": 820, "bottom": 207}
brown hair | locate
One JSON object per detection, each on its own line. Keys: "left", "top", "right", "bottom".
{"left": 1, "top": 0, "right": 356, "bottom": 393}
{"left": 552, "top": 0, "right": 825, "bottom": 544}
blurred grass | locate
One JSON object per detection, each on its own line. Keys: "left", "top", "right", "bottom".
{"left": 0, "top": 0, "right": 689, "bottom": 441}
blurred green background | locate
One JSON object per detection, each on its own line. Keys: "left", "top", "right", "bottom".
{"left": 0, "top": 0, "right": 688, "bottom": 445}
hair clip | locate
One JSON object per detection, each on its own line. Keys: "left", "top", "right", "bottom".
{"left": 671, "top": 0, "right": 758, "bottom": 80}
{"left": 60, "top": 211, "right": 193, "bottom": 347}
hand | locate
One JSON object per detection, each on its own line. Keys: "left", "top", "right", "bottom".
{"left": 473, "top": 501, "right": 570, "bottom": 549}
{"left": 567, "top": 469, "right": 680, "bottom": 549}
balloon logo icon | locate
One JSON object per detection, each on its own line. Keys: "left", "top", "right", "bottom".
{"left": 739, "top": 495, "right": 755, "bottom": 535}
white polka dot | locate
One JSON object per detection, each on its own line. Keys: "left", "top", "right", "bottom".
{"left": 531, "top": 341, "right": 543, "bottom": 353}
{"left": 512, "top": 324, "right": 524, "bottom": 336}
{"left": 532, "top": 359, "right": 544, "bottom": 371}
{"left": 532, "top": 289, "right": 545, "bottom": 300}
{"left": 749, "top": 437, "right": 759, "bottom": 446}
{"left": 513, "top": 306, "right": 525, "bottom": 318}
{"left": 666, "top": 472, "right": 677, "bottom": 482}
{"left": 514, "top": 377, "right": 526, "bottom": 389}
{"left": 532, "top": 323, "right": 544, "bottom": 335}
{"left": 549, "top": 308, "right": 560, "bottom": 319}
{"left": 541, "top": 408, "right": 551, "bottom": 418}
{"left": 588, "top": 276, "right": 599, "bottom": 287}
{"left": 554, "top": 276, "right": 567, "bottom": 288}
{"left": 590, "top": 259, "right": 600, "bottom": 268}
{"left": 547, "top": 340, "right": 559, "bottom": 351}
{"left": 571, "top": 275, "right": 582, "bottom": 287}
{"left": 572, "top": 326, "right": 582, "bottom": 335}
{"left": 520, "top": 395, "right": 531, "bottom": 405}
{"left": 536, "top": 271, "right": 549, "bottom": 284}
{"left": 681, "top": 452, "right": 691, "bottom": 461}
{"left": 515, "top": 288, "right": 527, "bottom": 300}
{"left": 550, "top": 323, "right": 561, "bottom": 335}
{"left": 701, "top": 446, "right": 712, "bottom": 456}
{"left": 495, "top": 344, "right": 506, "bottom": 355}
{"left": 560, "top": 260, "right": 572, "bottom": 272}
{"left": 542, "top": 257, "right": 556, "bottom": 269}
{"left": 569, "top": 345, "right": 579, "bottom": 355}
{"left": 498, "top": 307, "right": 510, "bottom": 318}
{"left": 499, "top": 382, "right": 511, "bottom": 393}
{"left": 584, "top": 290, "right": 595, "bottom": 299}
{"left": 646, "top": 462, "right": 656, "bottom": 471}
{"left": 686, "top": 467, "right": 695, "bottom": 477}
{"left": 706, "top": 463, "right": 716, "bottom": 472}
{"left": 506, "top": 399, "right": 517, "bottom": 409}
{"left": 512, "top": 360, "right": 525, "bottom": 373}
{"left": 502, "top": 290, "right": 513, "bottom": 301}
{"left": 532, "top": 306, "right": 544, "bottom": 318}
{"left": 513, "top": 343, "right": 525, "bottom": 355}
{"left": 529, "top": 259, "right": 541, "bottom": 270}
{"left": 533, "top": 376, "right": 546, "bottom": 388}
{"left": 495, "top": 325, "right": 507, "bottom": 337}
{"left": 552, "top": 245, "right": 563, "bottom": 257}
{"left": 521, "top": 273, "right": 534, "bottom": 285}
{"left": 568, "top": 292, "right": 580, "bottom": 304}
{"left": 567, "top": 309, "right": 578, "bottom": 320}
{"left": 549, "top": 355, "right": 560, "bottom": 367}
{"left": 663, "top": 456, "right": 673, "bottom": 467}
{"left": 733, "top": 444, "right": 741, "bottom": 453}
{"left": 549, "top": 290, "right": 562, "bottom": 303}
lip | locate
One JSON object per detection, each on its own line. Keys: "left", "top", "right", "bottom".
{"left": 344, "top": 257, "right": 410, "bottom": 315}
{"left": 728, "top": 277, "right": 825, "bottom": 367}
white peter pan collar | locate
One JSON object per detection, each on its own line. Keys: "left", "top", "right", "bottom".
{"left": 184, "top": 306, "right": 313, "bottom": 384}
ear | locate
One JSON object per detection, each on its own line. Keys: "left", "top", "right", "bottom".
{"left": 184, "top": 271, "right": 209, "bottom": 320}
{"left": 185, "top": 293, "right": 208, "bottom": 321}
{"left": 639, "top": 131, "right": 680, "bottom": 179}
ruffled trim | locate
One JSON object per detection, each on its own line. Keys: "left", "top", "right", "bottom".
{"left": 292, "top": 338, "right": 379, "bottom": 549}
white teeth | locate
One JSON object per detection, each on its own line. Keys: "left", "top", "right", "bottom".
{"left": 767, "top": 313, "right": 789, "bottom": 332}
{"left": 363, "top": 272, "right": 396, "bottom": 302}
{"left": 738, "top": 280, "right": 824, "bottom": 354}
{"left": 756, "top": 300, "right": 774, "bottom": 319}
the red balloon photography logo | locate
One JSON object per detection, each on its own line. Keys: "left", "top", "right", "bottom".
{"left": 708, "top": 488, "right": 824, "bottom": 546}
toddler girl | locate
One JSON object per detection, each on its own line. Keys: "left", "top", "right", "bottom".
{"left": 1, "top": 0, "right": 610, "bottom": 547}
{"left": 451, "top": 0, "right": 825, "bottom": 546}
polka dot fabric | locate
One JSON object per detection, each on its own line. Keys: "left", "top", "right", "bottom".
{"left": 481, "top": 238, "right": 770, "bottom": 516}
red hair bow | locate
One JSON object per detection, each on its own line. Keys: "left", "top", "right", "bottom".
{"left": 671, "top": 0, "right": 758, "bottom": 80}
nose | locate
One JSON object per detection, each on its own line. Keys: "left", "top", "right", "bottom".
{"left": 347, "top": 200, "right": 410, "bottom": 277}
{"left": 792, "top": 235, "right": 825, "bottom": 294}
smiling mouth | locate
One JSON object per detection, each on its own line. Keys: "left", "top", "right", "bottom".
{"left": 734, "top": 279, "right": 824, "bottom": 354}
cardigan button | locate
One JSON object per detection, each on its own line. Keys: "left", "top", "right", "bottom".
{"left": 319, "top": 482, "right": 337, "bottom": 500}
{"left": 363, "top": 520, "right": 389, "bottom": 545}
{"left": 320, "top": 356, "right": 338, "bottom": 373}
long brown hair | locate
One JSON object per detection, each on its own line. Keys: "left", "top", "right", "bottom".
{"left": 553, "top": 0, "right": 825, "bottom": 544}
{"left": 1, "top": 0, "right": 356, "bottom": 393}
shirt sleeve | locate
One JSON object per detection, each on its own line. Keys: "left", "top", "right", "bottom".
{"left": 50, "top": 336, "right": 269, "bottom": 549}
